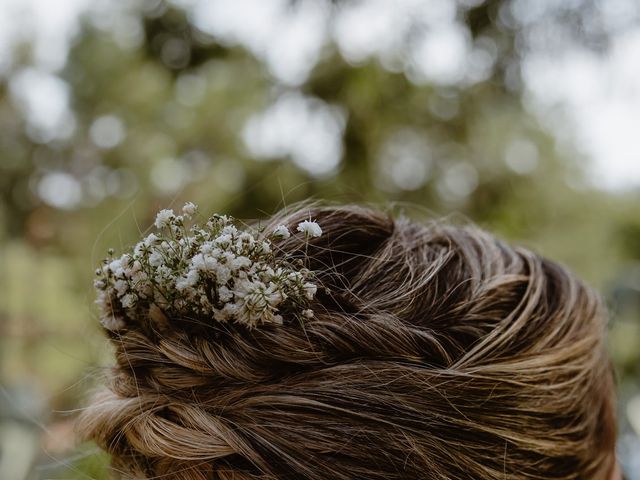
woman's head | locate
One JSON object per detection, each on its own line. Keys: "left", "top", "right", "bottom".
{"left": 80, "top": 204, "right": 617, "bottom": 479}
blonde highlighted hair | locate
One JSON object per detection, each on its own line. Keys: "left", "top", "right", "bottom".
{"left": 79, "top": 204, "right": 617, "bottom": 479}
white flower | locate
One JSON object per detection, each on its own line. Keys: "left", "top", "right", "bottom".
{"left": 232, "top": 255, "right": 252, "bottom": 270}
{"left": 154, "top": 265, "right": 172, "bottom": 283}
{"left": 272, "top": 225, "right": 290, "bottom": 239}
{"left": 154, "top": 209, "right": 174, "bottom": 229}
{"left": 101, "top": 314, "right": 126, "bottom": 331}
{"left": 221, "top": 224, "right": 237, "bottom": 236}
{"left": 144, "top": 233, "right": 160, "bottom": 247}
{"left": 170, "top": 215, "right": 184, "bottom": 232}
{"left": 113, "top": 279, "right": 128, "bottom": 296}
{"left": 303, "top": 282, "right": 317, "bottom": 300}
{"left": 287, "top": 271, "right": 303, "bottom": 283}
{"left": 234, "top": 279, "right": 262, "bottom": 298}
{"left": 134, "top": 242, "right": 145, "bottom": 256}
{"left": 130, "top": 270, "right": 149, "bottom": 290}
{"left": 243, "top": 290, "right": 268, "bottom": 312}
{"left": 214, "top": 234, "right": 233, "bottom": 248}
{"left": 108, "top": 258, "right": 125, "bottom": 277}
{"left": 199, "top": 242, "right": 215, "bottom": 255}
{"left": 192, "top": 253, "right": 217, "bottom": 271}
{"left": 302, "top": 309, "right": 314, "bottom": 319}
{"left": 297, "top": 220, "right": 322, "bottom": 238}
{"left": 218, "top": 285, "right": 233, "bottom": 303}
{"left": 130, "top": 260, "right": 142, "bottom": 274}
{"left": 238, "top": 232, "right": 255, "bottom": 243}
{"left": 120, "top": 293, "right": 137, "bottom": 309}
{"left": 182, "top": 202, "right": 198, "bottom": 218}
{"left": 176, "top": 269, "right": 199, "bottom": 291}
{"left": 265, "top": 284, "right": 283, "bottom": 307}
{"left": 215, "top": 264, "right": 231, "bottom": 285}
{"left": 148, "top": 251, "right": 164, "bottom": 267}
{"left": 214, "top": 302, "right": 238, "bottom": 322}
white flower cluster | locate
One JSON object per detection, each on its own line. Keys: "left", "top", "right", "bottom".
{"left": 94, "top": 203, "right": 323, "bottom": 330}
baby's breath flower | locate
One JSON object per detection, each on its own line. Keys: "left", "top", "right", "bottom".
{"left": 108, "top": 258, "right": 125, "bottom": 277}
{"left": 120, "top": 293, "right": 137, "bottom": 309}
{"left": 182, "top": 202, "right": 197, "bottom": 218}
{"left": 95, "top": 203, "right": 322, "bottom": 330}
{"left": 113, "top": 279, "right": 128, "bottom": 296}
{"left": 148, "top": 251, "right": 164, "bottom": 268}
{"left": 101, "top": 315, "right": 126, "bottom": 331}
{"left": 232, "top": 256, "right": 252, "bottom": 270}
{"left": 144, "top": 233, "right": 160, "bottom": 247}
{"left": 287, "top": 271, "right": 303, "bottom": 282}
{"left": 191, "top": 253, "right": 216, "bottom": 272}
{"left": 215, "top": 265, "right": 232, "bottom": 285}
{"left": 273, "top": 225, "right": 290, "bottom": 239}
{"left": 215, "top": 234, "right": 232, "bottom": 248}
{"left": 297, "top": 220, "right": 323, "bottom": 238}
{"left": 260, "top": 241, "right": 271, "bottom": 254}
{"left": 176, "top": 269, "right": 199, "bottom": 291}
{"left": 154, "top": 209, "right": 174, "bottom": 229}
{"left": 218, "top": 285, "right": 233, "bottom": 303}
{"left": 303, "top": 282, "right": 317, "bottom": 300}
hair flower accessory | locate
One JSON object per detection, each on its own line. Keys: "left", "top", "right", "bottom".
{"left": 94, "top": 204, "right": 322, "bottom": 331}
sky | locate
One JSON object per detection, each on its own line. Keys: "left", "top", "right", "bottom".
{"left": 1, "top": 0, "right": 639, "bottom": 191}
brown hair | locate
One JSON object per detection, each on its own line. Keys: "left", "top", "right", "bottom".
{"left": 79, "top": 204, "right": 617, "bottom": 479}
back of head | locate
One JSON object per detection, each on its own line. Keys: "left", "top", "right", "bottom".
{"left": 80, "top": 204, "right": 617, "bottom": 479}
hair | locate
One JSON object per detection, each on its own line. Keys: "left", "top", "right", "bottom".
{"left": 79, "top": 204, "right": 617, "bottom": 480}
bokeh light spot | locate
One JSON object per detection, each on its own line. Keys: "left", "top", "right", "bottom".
{"left": 89, "top": 115, "right": 126, "bottom": 149}
{"left": 504, "top": 139, "right": 539, "bottom": 175}
{"left": 37, "top": 172, "right": 82, "bottom": 210}
{"left": 242, "top": 92, "right": 346, "bottom": 176}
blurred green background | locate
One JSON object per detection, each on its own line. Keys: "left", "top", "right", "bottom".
{"left": 0, "top": 0, "right": 639, "bottom": 478}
